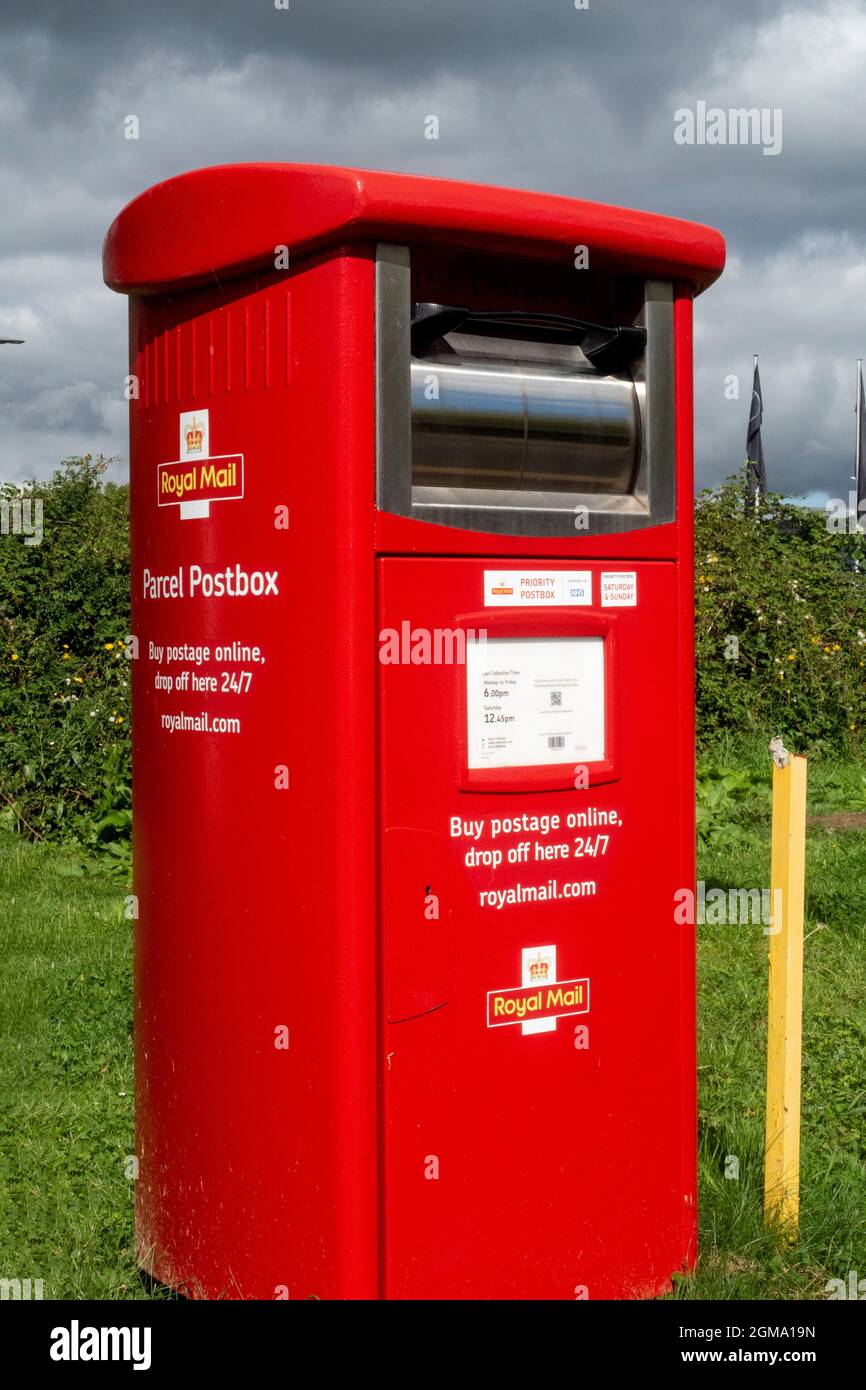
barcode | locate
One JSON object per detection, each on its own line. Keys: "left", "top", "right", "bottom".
{"left": 547, "top": 735, "right": 566, "bottom": 750}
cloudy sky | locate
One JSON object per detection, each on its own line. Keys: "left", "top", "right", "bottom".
{"left": 1, "top": 0, "right": 865, "bottom": 501}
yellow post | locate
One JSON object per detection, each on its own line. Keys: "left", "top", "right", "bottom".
{"left": 764, "top": 741, "right": 807, "bottom": 1237}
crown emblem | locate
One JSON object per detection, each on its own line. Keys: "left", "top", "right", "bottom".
{"left": 528, "top": 953, "right": 550, "bottom": 981}
{"left": 185, "top": 417, "right": 204, "bottom": 453}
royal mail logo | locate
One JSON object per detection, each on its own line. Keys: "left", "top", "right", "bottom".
{"left": 160, "top": 409, "right": 244, "bottom": 520}
{"left": 180, "top": 409, "right": 209, "bottom": 460}
{"left": 158, "top": 454, "right": 244, "bottom": 508}
{"left": 184, "top": 415, "right": 205, "bottom": 454}
{"left": 487, "top": 977, "right": 590, "bottom": 1029}
{"left": 487, "top": 944, "right": 589, "bottom": 1033}
{"left": 527, "top": 950, "right": 550, "bottom": 981}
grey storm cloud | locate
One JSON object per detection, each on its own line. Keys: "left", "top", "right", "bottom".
{"left": 1, "top": 0, "right": 865, "bottom": 499}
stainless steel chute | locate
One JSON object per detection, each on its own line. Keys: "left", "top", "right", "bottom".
{"left": 411, "top": 329, "right": 642, "bottom": 496}
{"left": 375, "top": 260, "right": 675, "bottom": 537}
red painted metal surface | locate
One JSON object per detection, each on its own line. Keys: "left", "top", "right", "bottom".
{"left": 103, "top": 163, "right": 725, "bottom": 296}
{"left": 127, "top": 251, "right": 380, "bottom": 1299}
{"left": 105, "top": 164, "right": 721, "bottom": 1300}
{"left": 378, "top": 558, "right": 691, "bottom": 1298}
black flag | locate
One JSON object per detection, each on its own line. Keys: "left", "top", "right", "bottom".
{"left": 746, "top": 358, "right": 766, "bottom": 500}
{"left": 856, "top": 361, "right": 866, "bottom": 523}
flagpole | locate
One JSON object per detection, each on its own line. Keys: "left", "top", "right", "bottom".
{"left": 754, "top": 354, "right": 760, "bottom": 517}
{"left": 856, "top": 359, "right": 862, "bottom": 505}
{"left": 857, "top": 360, "right": 864, "bottom": 554}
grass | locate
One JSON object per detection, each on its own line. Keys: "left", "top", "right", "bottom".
{"left": 0, "top": 836, "right": 152, "bottom": 1299}
{"left": 0, "top": 742, "right": 864, "bottom": 1300}
{"left": 679, "top": 738, "right": 866, "bottom": 1298}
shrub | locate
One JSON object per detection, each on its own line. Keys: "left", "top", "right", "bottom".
{"left": 0, "top": 457, "right": 130, "bottom": 862}
{"left": 694, "top": 475, "right": 866, "bottom": 753}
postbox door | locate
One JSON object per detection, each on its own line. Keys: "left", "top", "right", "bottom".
{"left": 378, "top": 556, "right": 695, "bottom": 1300}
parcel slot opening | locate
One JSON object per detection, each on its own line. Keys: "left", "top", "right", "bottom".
{"left": 411, "top": 331, "right": 643, "bottom": 500}
{"left": 375, "top": 247, "right": 675, "bottom": 536}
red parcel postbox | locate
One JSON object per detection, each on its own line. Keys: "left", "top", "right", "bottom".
{"left": 103, "top": 164, "right": 724, "bottom": 1300}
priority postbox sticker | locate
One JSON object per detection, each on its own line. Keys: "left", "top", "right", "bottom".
{"left": 484, "top": 571, "right": 592, "bottom": 607}
{"left": 487, "top": 945, "right": 590, "bottom": 1036}
{"left": 158, "top": 410, "right": 245, "bottom": 520}
{"left": 600, "top": 571, "right": 637, "bottom": 607}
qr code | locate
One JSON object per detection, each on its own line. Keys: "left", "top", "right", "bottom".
{"left": 550, "top": 691, "right": 562, "bottom": 707}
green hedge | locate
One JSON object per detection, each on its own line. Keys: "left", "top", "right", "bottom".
{"left": 0, "top": 460, "right": 863, "bottom": 862}
{"left": 695, "top": 474, "right": 866, "bottom": 753}
{"left": 0, "top": 457, "right": 130, "bottom": 862}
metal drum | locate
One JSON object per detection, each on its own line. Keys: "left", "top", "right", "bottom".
{"left": 411, "top": 332, "right": 642, "bottom": 496}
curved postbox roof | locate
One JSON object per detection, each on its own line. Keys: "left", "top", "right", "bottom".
{"left": 103, "top": 162, "right": 725, "bottom": 296}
